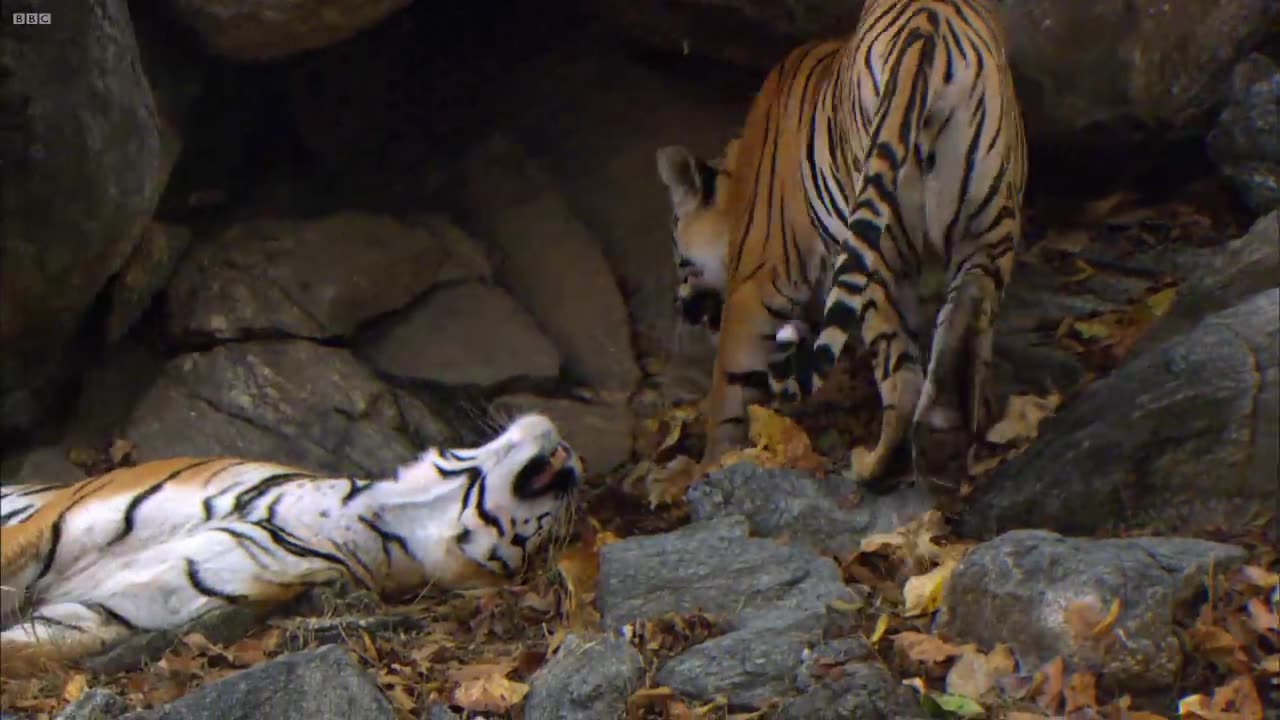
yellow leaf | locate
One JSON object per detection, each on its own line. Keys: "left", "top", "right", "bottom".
{"left": 452, "top": 673, "right": 530, "bottom": 713}
{"left": 903, "top": 559, "right": 957, "bottom": 617}
{"left": 1236, "top": 564, "right": 1279, "bottom": 591}
{"left": 945, "top": 644, "right": 1019, "bottom": 700}
{"left": 870, "top": 613, "right": 892, "bottom": 644}
{"left": 62, "top": 673, "right": 88, "bottom": 704}
{"left": 1090, "top": 597, "right": 1122, "bottom": 637}
{"left": 1070, "top": 316, "right": 1121, "bottom": 341}
{"left": 1143, "top": 286, "right": 1178, "bottom": 318}
{"left": 984, "top": 392, "right": 1062, "bottom": 446}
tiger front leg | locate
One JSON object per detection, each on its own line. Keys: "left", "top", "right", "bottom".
{"left": 700, "top": 284, "right": 784, "bottom": 466}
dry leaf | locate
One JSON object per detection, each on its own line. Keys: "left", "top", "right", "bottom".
{"left": 1244, "top": 597, "right": 1279, "bottom": 636}
{"left": 451, "top": 673, "right": 530, "bottom": 713}
{"left": 1188, "top": 621, "right": 1251, "bottom": 673}
{"left": 643, "top": 455, "right": 702, "bottom": 508}
{"left": 870, "top": 613, "right": 891, "bottom": 644}
{"left": 1235, "top": 565, "right": 1279, "bottom": 591}
{"left": 985, "top": 392, "right": 1062, "bottom": 446}
{"left": 1063, "top": 671, "right": 1098, "bottom": 713}
{"left": 712, "top": 405, "right": 826, "bottom": 474}
{"left": 892, "top": 631, "right": 968, "bottom": 665}
{"left": 61, "top": 673, "right": 88, "bottom": 704}
{"left": 902, "top": 560, "right": 957, "bottom": 618}
{"left": 1034, "top": 656, "right": 1065, "bottom": 714}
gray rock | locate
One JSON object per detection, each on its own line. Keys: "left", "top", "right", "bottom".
{"left": 500, "top": 45, "right": 748, "bottom": 361}
{"left": 654, "top": 607, "right": 842, "bottom": 709}
{"left": 55, "top": 689, "right": 128, "bottom": 720}
{"left": 358, "top": 282, "right": 561, "bottom": 389}
{"left": 490, "top": 394, "right": 634, "bottom": 473}
{"left": 105, "top": 223, "right": 193, "bottom": 343}
{"left": 963, "top": 289, "right": 1279, "bottom": 539}
{"left": 523, "top": 633, "right": 645, "bottom": 720}
{"left": 596, "top": 516, "right": 860, "bottom": 708}
{"left": 1209, "top": 54, "right": 1280, "bottom": 213}
{"left": 1132, "top": 211, "right": 1279, "bottom": 354}
{"left": 1, "top": 0, "right": 167, "bottom": 437}
{"left": 597, "top": 516, "right": 857, "bottom": 631}
{"left": 779, "top": 660, "right": 926, "bottom": 720}
{"left": 167, "top": 212, "right": 489, "bottom": 344}
{"left": 686, "top": 463, "right": 934, "bottom": 557}
{"left": 418, "top": 706, "right": 461, "bottom": 720}
{"left": 121, "top": 645, "right": 395, "bottom": 720}
{"left": 167, "top": 0, "right": 411, "bottom": 61}
{"left": 124, "top": 339, "right": 453, "bottom": 477}
{"left": 577, "top": 0, "right": 1279, "bottom": 137}
{"left": 459, "top": 135, "right": 641, "bottom": 397}
{"left": 936, "top": 530, "right": 1248, "bottom": 690}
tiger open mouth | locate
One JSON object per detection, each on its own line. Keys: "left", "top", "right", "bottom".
{"left": 513, "top": 443, "right": 580, "bottom": 499}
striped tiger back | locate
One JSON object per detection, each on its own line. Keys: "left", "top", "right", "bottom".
{"left": 657, "top": 0, "right": 1026, "bottom": 487}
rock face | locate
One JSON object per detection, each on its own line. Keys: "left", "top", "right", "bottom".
{"left": 167, "top": 0, "right": 412, "bottom": 61}
{"left": 120, "top": 645, "right": 395, "bottom": 720}
{"left": 124, "top": 339, "right": 453, "bottom": 477}
{"left": 937, "top": 530, "right": 1248, "bottom": 689}
{"left": 579, "top": 0, "right": 1279, "bottom": 138}
{"left": 523, "top": 634, "right": 645, "bottom": 720}
{"left": 490, "top": 394, "right": 635, "bottom": 473}
{"left": 358, "top": 283, "right": 562, "bottom": 390}
{"left": 963, "top": 287, "right": 1279, "bottom": 540}
{"left": 597, "top": 516, "right": 869, "bottom": 709}
{"left": 686, "top": 462, "right": 934, "bottom": 557}
{"left": 0, "top": 0, "right": 167, "bottom": 438}
{"left": 166, "top": 213, "right": 489, "bottom": 344}
{"left": 1209, "top": 53, "right": 1280, "bottom": 213}
{"left": 458, "top": 135, "right": 641, "bottom": 398}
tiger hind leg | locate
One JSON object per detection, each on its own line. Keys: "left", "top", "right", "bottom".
{"left": 812, "top": 250, "right": 925, "bottom": 487}
{"left": 912, "top": 210, "right": 1018, "bottom": 481}
{"left": 0, "top": 602, "right": 133, "bottom": 677}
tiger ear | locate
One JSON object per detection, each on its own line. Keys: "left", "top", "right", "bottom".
{"left": 656, "top": 145, "right": 704, "bottom": 211}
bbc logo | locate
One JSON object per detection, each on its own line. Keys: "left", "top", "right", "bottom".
{"left": 13, "top": 13, "right": 53, "bottom": 24}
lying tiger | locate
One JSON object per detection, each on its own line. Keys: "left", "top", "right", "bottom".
{"left": 0, "top": 413, "right": 582, "bottom": 678}
{"left": 658, "top": 0, "right": 1027, "bottom": 487}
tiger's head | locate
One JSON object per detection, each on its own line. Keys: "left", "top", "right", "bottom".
{"left": 396, "top": 413, "right": 583, "bottom": 587}
{"left": 656, "top": 141, "right": 738, "bottom": 342}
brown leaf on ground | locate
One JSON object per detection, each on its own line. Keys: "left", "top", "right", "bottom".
{"left": 712, "top": 405, "right": 827, "bottom": 475}
{"left": 944, "top": 645, "right": 1017, "bottom": 700}
{"left": 1033, "top": 656, "right": 1066, "bottom": 715}
{"left": 451, "top": 671, "right": 529, "bottom": 713}
{"left": 892, "top": 631, "right": 970, "bottom": 666}
{"left": 1062, "top": 671, "right": 1098, "bottom": 713}
{"left": 984, "top": 392, "right": 1062, "bottom": 446}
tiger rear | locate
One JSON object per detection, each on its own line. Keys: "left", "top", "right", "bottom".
{"left": 657, "top": 0, "right": 1026, "bottom": 486}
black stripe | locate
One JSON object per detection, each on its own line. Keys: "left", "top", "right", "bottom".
{"left": 110, "top": 459, "right": 221, "bottom": 546}
{"left": 358, "top": 514, "right": 418, "bottom": 566}
{"left": 29, "top": 613, "right": 86, "bottom": 632}
{"left": 90, "top": 602, "right": 139, "bottom": 631}
{"left": 252, "top": 520, "right": 372, "bottom": 591}
{"left": 185, "top": 558, "right": 246, "bottom": 602}
{"left": 231, "top": 472, "right": 316, "bottom": 516}
{"left": 34, "top": 516, "right": 62, "bottom": 582}
{"left": 212, "top": 527, "right": 273, "bottom": 569}
{"left": 472, "top": 471, "right": 505, "bottom": 534}
{"left": 343, "top": 478, "right": 376, "bottom": 504}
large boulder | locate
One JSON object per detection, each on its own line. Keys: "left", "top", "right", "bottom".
{"left": 167, "top": 0, "right": 411, "bottom": 61}
{"left": 962, "top": 288, "right": 1279, "bottom": 540}
{"left": 1, "top": 0, "right": 167, "bottom": 438}
{"left": 579, "top": 0, "right": 1279, "bottom": 138}
{"left": 1208, "top": 53, "right": 1280, "bottom": 213}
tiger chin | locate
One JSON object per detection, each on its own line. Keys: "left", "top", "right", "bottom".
{"left": 0, "top": 414, "right": 582, "bottom": 679}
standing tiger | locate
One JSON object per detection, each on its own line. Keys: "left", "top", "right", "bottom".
{"left": 0, "top": 414, "right": 581, "bottom": 678}
{"left": 657, "top": 0, "right": 1027, "bottom": 486}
